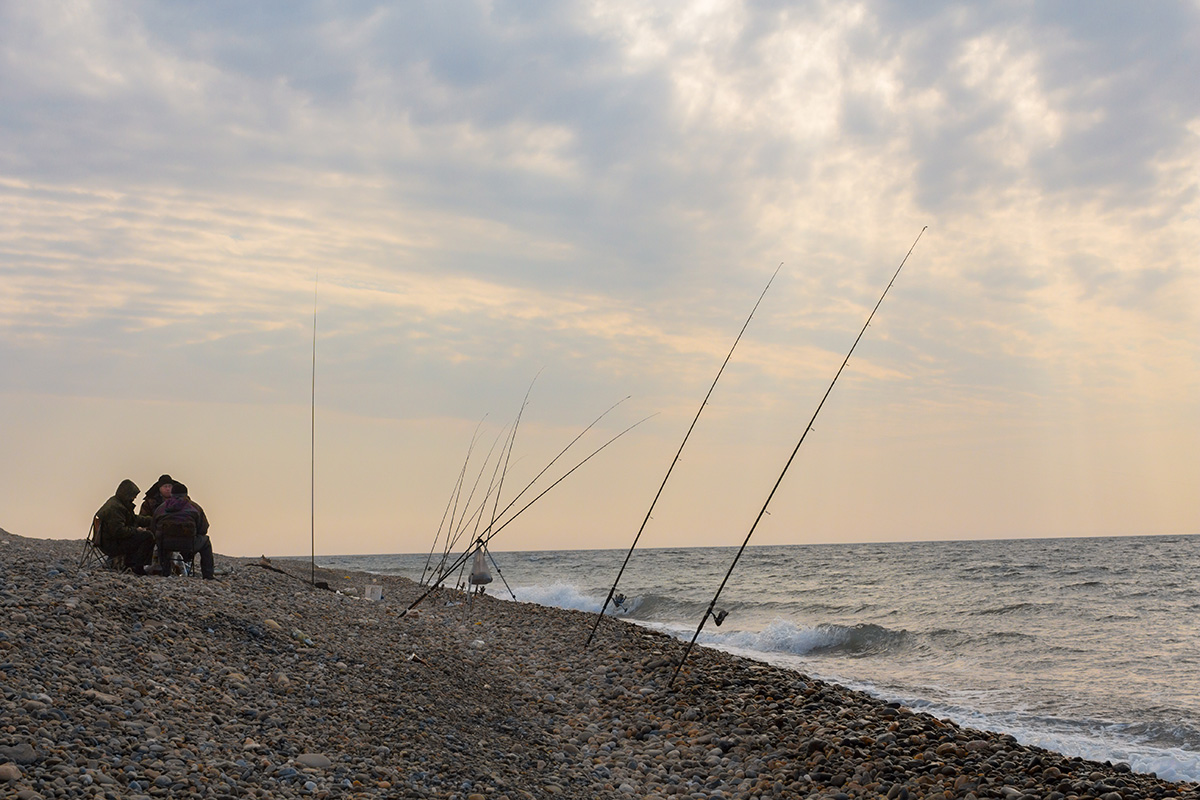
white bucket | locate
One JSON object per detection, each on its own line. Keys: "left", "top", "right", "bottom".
{"left": 364, "top": 583, "right": 383, "bottom": 602}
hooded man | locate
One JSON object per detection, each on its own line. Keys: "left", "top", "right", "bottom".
{"left": 152, "top": 481, "right": 215, "bottom": 579}
{"left": 95, "top": 479, "right": 156, "bottom": 574}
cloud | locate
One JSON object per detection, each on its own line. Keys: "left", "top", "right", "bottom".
{"left": 1, "top": 1, "right": 1197, "bottom": 550}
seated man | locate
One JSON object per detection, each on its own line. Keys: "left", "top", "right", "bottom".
{"left": 151, "top": 481, "right": 215, "bottom": 579}
{"left": 139, "top": 473, "right": 175, "bottom": 518}
{"left": 95, "top": 479, "right": 155, "bottom": 574}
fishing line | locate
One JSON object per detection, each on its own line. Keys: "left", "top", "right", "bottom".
{"left": 585, "top": 263, "right": 783, "bottom": 648}
{"left": 669, "top": 227, "right": 927, "bottom": 687}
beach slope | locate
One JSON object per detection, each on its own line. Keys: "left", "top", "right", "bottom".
{"left": 1, "top": 529, "right": 1196, "bottom": 800}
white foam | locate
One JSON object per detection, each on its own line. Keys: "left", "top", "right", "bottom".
{"left": 501, "top": 582, "right": 602, "bottom": 613}
{"left": 492, "top": 578, "right": 1200, "bottom": 784}
{"left": 939, "top": 708, "right": 1200, "bottom": 784}
{"left": 698, "top": 619, "right": 845, "bottom": 655}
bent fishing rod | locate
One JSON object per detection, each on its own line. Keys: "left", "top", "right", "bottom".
{"left": 585, "top": 263, "right": 783, "bottom": 648}
{"left": 400, "top": 409, "right": 653, "bottom": 615}
{"left": 669, "top": 227, "right": 927, "bottom": 687}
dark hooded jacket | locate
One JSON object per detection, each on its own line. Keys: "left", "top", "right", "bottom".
{"left": 152, "top": 493, "right": 209, "bottom": 538}
{"left": 96, "top": 479, "right": 152, "bottom": 552}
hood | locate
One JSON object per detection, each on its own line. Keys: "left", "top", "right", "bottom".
{"left": 145, "top": 473, "right": 174, "bottom": 499}
{"left": 116, "top": 479, "right": 140, "bottom": 504}
{"left": 161, "top": 495, "right": 192, "bottom": 514}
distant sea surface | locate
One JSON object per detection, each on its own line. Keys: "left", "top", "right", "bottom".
{"left": 313, "top": 536, "right": 1200, "bottom": 783}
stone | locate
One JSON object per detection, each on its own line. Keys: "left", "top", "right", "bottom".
{"left": 295, "top": 753, "right": 332, "bottom": 769}
{"left": 0, "top": 744, "right": 37, "bottom": 765}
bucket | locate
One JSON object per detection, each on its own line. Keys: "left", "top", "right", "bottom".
{"left": 364, "top": 583, "right": 383, "bottom": 602}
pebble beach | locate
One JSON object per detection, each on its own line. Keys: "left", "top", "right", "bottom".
{"left": 2, "top": 528, "right": 1198, "bottom": 800}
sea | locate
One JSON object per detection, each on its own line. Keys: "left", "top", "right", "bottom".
{"left": 313, "top": 535, "right": 1200, "bottom": 784}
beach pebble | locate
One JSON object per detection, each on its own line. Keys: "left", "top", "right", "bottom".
{"left": 0, "top": 745, "right": 37, "bottom": 765}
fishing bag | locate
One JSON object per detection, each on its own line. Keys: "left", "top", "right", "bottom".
{"left": 469, "top": 548, "right": 492, "bottom": 586}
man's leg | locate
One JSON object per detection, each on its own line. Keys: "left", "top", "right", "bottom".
{"left": 109, "top": 537, "right": 150, "bottom": 574}
{"left": 132, "top": 531, "right": 156, "bottom": 573}
{"left": 195, "top": 534, "right": 215, "bottom": 579}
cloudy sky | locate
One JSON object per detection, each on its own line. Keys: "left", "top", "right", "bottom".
{"left": 2, "top": 1, "right": 1197, "bottom": 558}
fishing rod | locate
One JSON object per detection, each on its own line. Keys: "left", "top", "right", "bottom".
{"left": 478, "top": 413, "right": 656, "bottom": 550}
{"left": 453, "top": 384, "right": 532, "bottom": 582}
{"left": 310, "top": 273, "right": 318, "bottom": 587}
{"left": 462, "top": 395, "right": 631, "bottom": 553}
{"left": 421, "top": 418, "right": 485, "bottom": 585}
{"left": 427, "top": 374, "right": 539, "bottom": 583}
{"left": 420, "top": 395, "right": 627, "bottom": 592}
{"left": 438, "top": 419, "right": 495, "bottom": 576}
{"left": 464, "top": 424, "right": 514, "bottom": 557}
{"left": 488, "top": 372, "right": 539, "bottom": 545}
{"left": 669, "top": 227, "right": 927, "bottom": 687}
{"left": 422, "top": 425, "right": 478, "bottom": 585}
{"left": 400, "top": 411, "right": 654, "bottom": 616}
{"left": 440, "top": 425, "right": 510, "bottom": 568}
{"left": 434, "top": 452, "right": 530, "bottom": 582}
{"left": 411, "top": 412, "right": 655, "bottom": 609}
{"left": 585, "top": 263, "right": 783, "bottom": 648}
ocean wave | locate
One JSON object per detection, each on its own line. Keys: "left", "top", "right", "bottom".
{"left": 970, "top": 602, "right": 1046, "bottom": 616}
{"left": 699, "top": 620, "right": 909, "bottom": 659}
{"left": 504, "top": 582, "right": 601, "bottom": 613}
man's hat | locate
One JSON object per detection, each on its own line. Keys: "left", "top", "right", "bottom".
{"left": 146, "top": 474, "right": 174, "bottom": 496}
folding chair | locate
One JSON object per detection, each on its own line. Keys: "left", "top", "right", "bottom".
{"left": 79, "top": 515, "right": 125, "bottom": 572}
{"left": 156, "top": 519, "right": 198, "bottom": 577}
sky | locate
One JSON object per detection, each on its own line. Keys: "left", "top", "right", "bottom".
{"left": 1, "top": 1, "right": 1197, "bottom": 559}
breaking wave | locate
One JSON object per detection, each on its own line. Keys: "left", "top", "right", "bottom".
{"left": 699, "top": 620, "right": 909, "bottom": 658}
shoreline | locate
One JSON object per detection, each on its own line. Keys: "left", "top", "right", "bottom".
{"left": 2, "top": 529, "right": 1197, "bottom": 799}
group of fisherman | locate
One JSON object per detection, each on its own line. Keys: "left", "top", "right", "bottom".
{"left": 94, "top": 474, "right": 215, "bottom": 580}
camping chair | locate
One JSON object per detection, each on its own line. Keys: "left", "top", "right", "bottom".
{"left": 155, "top": 519, "right": 198, "bottom": 577}
{"left": 79, "top": 515, "right": 126, "bottom": 572}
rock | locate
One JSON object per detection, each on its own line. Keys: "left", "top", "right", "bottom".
{"left": 0, "top": 744, "right": 37, "bottom": 765}
{"left": 0, "top": 762, "right": 21, "bottom": 781}
{"left": 295, "top": 753, "right": 332, "bottom": 769}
